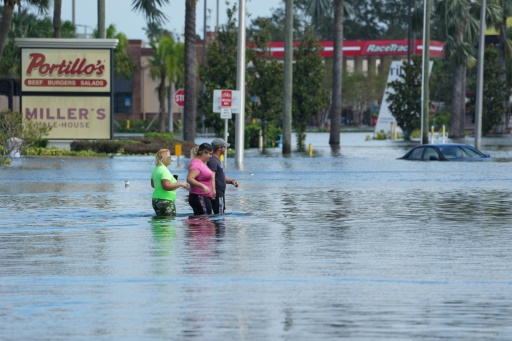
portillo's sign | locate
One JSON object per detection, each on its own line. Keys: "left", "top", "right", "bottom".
{"left": 21, "top": 49, "right": 111, "bottom": 93}
{"left": 16, "top": 38, "right": 118, "bottom": 140}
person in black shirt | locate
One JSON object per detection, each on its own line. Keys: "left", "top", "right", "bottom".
{"left": 207, "top": 138, "right": 239, "bottom": 214}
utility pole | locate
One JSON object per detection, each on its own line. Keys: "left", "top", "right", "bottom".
{"left": 216, "top": 0, "right": 219, "bottom": 31}
{"left": 421, "top": 0, "right": 431, "bottom": 145}
{"left": 475, "top": 0, "right": 486, "bottom": 150}
{"left": 407, "top": 0, "right": 412, "bottom": 64}
{"left": 235, "top": 0, "right": 246, "bottom": 166}
{"left": 202, "top": 0, "right": 207, "bottom": 134}
{"left": 97, "top": 0, "right": 106, "bottom": 38}
{"left": 282, "top": 0, "right": 293, "bottom": 155}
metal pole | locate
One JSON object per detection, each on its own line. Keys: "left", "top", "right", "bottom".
{"left": 421, "top": 0, "right": 431, "bottom": 145}
{"left": 282, "top": 0, "right": 293, "bottom": 154}
{"left": 180, "top": 106, "right": 184, "bottom": 141}
{"left": 168, "top": 87, "right": 173, "bottom": 133}
{"left": 235, "top": 0, "right": 246, "bottom": 166}
{"left": 475, "top": 0, "right": 486, "bottom": 150}
{"left": 202, "top": 0, "right": 208, "bottom": 134}
{"left": 407, "top": 0, "right": 412, "bottom": 64}
{"left": 216, "top": 0, "right": 219, "bottom": 31}
{"left": 97, "top": 0, "right": 106, "bottom": 38}
{"left": 224, "top": 118, "right": 228, "bottom": 168}
{"left": 72, "top": 0, "right": 76, "bottom": 25}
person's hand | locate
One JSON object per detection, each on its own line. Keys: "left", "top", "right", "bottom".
{"left": 202, "top": 185, "right": 210, "bottom": 195}
{"left": 232, "top": 180, "right": 239, "bottom": 188}
{"left": 212, "top": 189, "right": 216, "bottom": 199}
{"left": 181, "top": 182, "right": 189, "bottom": 189}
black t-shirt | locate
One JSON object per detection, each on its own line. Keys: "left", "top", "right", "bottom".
{"left": 207, "top": 155, "right": 226, "bottom": 195}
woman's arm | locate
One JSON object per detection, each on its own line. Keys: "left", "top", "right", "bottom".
{"left": 161, "top": 179, "right": 188, "bottom": 191}
{"left": 187, "top": 169, "right": 210, "bottom": 194}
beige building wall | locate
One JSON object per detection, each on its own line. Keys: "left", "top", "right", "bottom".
{"left": 140, "top": 56, "right": 180, "bottom": 120}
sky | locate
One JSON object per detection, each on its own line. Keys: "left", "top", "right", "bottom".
{"left": 59, "top": 0, "right": 282, "bottom": 41}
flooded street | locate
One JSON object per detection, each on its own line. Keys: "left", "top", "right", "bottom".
{"left": 1, "top": 133, "right": 512, "bottom": 340}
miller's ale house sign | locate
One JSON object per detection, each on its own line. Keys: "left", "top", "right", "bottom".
{"left": 16, "top": 38, "right": 118, "bottom": 140}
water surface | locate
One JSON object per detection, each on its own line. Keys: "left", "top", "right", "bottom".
{"left": 1, "top": 133, "right": 512, "bottom": 340}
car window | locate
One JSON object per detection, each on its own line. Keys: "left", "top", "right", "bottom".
{"left": 408, "top": 147, "right": 424, "bottom": 160}
{"left": 460, "top": 146, "right": 485, "bottom": 158}
{"left": 440, "top": 146, "right": 460, "bottom": 159}
{"left": 422, "top": 147, "right": 439, "bottom": 160}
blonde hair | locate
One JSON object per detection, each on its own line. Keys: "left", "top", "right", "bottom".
{"left": 190, "top": 143, "right": 213, "bottom": 158}
{"left": 155, "top": 149, "right": 171, "bottom": 165}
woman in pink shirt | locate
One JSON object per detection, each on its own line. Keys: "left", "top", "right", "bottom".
{"left": 187, "top": 143, "right": 214, "bottom": 215}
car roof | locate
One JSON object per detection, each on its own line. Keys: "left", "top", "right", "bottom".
{"left": 415, "top": 143, "right": 474, "bottom": 148}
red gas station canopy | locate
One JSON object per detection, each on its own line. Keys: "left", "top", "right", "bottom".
{"left": 265, "top": 39, "right": 444, "bottom": 59}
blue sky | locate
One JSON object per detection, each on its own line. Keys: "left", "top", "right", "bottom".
{"left": 59, "top": 0, "right": 281, "bottom": 41}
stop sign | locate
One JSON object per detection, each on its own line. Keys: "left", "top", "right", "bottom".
{"left": 174, "top": 89, "right": 185, "bottom": 107}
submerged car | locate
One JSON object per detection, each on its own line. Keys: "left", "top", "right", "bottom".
{"left": 399, "top": 143, "right": 491, "bottom": 161}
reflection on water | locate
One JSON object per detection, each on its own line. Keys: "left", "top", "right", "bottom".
{"left": 1, "top": 133, "right": 512, "bottom": 340}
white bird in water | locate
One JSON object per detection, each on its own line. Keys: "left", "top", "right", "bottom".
{"left": 125, "top": 180, "right": 130, "bottom": 187}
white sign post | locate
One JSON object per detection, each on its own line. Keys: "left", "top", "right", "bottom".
{"left": 213, "top": 90, "right": 240, "bottom": 168}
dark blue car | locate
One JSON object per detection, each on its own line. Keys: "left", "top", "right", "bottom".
{"left": 399, "top": 143, "right": 491, "bottom": 161}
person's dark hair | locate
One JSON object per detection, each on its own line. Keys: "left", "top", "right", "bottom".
{"left": 191, "top": 143, "right": 213, "bottom": 158}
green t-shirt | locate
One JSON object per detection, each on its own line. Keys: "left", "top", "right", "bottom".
{"left": 151, "top": 164, "right": 177, "bottom": 201}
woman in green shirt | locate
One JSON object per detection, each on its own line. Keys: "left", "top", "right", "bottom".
{"left": 151, "top": 149, "right": 189, "bottom": 216}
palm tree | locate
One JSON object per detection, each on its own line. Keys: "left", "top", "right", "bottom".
{"left": 0, "top": 0, "right": 50, "bottom": 57}
{"left": 93, "top": 24, "right": 137, "bottom": 78}
{"left": 53, "top": 0, "right": 61, "bottom": 37}
{"left": 133, "top": 0, "right": 196, "bottom": 142}
{"left": 434, "top": 0, "right": 478, "bottom": 138}
{"left": 435, "top": 0, "right": 502, "bottom": 138}
{"left": 131, "top": 0, "right": 170, "bottom": 24}
{"left": 148, "top": 35, "right": 185, "bottom": 132}
{"left": 488, "top": 0, "right": 512, "bottom": 129}
{"left": 143, "top": 21, "right": 171, "bottom": 42}
{"left": 183, "top": 0, "right": 198, "bottom": 143}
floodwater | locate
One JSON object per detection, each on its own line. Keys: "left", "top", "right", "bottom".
{"left": 1, "top": 133, "right": 512, "bottom": 340}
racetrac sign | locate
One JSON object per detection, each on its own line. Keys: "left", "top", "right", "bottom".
{"left": 265, "top": 39, "right": 444, "bottom": 59}
{"left": 17, "top": 38, "right": 118, "bottom": 140}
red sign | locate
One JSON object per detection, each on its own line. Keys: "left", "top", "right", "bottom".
{"left": 174, "top": 89, "right": 185, "bottom": 107}
{"left": 221, "top": 90, "right": 232, "bottom": 107}
{"left": 265, "top": 39, "right": 444, "bottom": 58}
{"left": 25, "top": 53, "right": 106, "bottom": 76}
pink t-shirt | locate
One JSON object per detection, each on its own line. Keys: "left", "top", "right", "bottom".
{"left": 189, "top": 158, "right": 213, "bottom": 197}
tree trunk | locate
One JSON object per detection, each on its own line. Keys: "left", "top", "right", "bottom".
{"left": 329, "top": 0, "right": 343, "bottom": 146}
{"left": 158, "top": 75, "right": 167, "bottom": 132}
{"left": 458, "top": 67, "right": 466, "bottom": 137}
{"left": 53, "top": 0, "right": 62, "bottom": 38}
{"left": 184, "top": 0, "right": 197, "bottom": 143}
{"left": 449, "top": 64, "right": 463, "bottom": 138}
{"left": 499, "top": 16, "right": 508, "bottom": 132}
{"left": 0, "top": 4, "right": 15, "bottom": 57}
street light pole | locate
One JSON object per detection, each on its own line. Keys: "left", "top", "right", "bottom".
{"left": 407, "top": 0, "right": 412, "bottom": 64}
{"left": 421, "top": 0, "right": 431, "bottom": 145}
{"left": 475, "top": 0, "right": 486, "bottom": 150}
{"left": 235, "top": 0, "right": 246, "bottom": 166}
